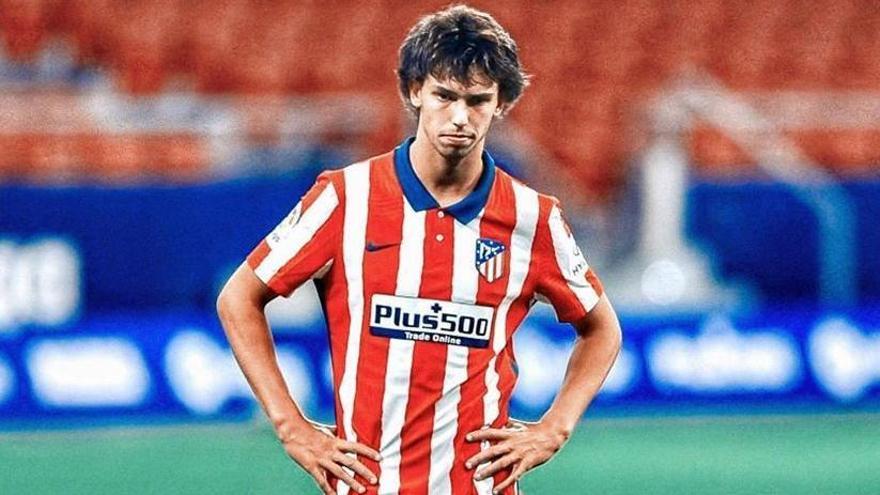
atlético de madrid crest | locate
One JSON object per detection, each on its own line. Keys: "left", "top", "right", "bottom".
{"left": 475, "top": 238, "right": 506, "bottom": 283}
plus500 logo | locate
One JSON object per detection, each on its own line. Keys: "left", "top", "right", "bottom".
{"left": 369, "top": 294, "right": 494, "bottom": 348}
{"left": 373, "top": 303, "right": 490, "bottom": 337}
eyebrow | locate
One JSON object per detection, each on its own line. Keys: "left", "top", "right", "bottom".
{"left": 433, "top": 85, "right": 495, "bottom": 100}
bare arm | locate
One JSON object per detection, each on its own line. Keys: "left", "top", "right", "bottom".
{"left": 466, "top": 295, "right": 622, "bottom": 491}
{"left": 217, "top": 263, "right": 379, "bottom": 495}
{"left": 538, "top": 294, "right": 622, "bottom": 438}
{"left": 217, "top": 263, "right": 303, "bottom": 431}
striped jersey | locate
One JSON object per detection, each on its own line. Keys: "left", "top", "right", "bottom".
{"left": 247, "top": 137, "right": 604, "bottom": 495}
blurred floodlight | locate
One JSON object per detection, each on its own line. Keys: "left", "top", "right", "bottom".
{"left": 0, "top": 355, "right": 13, "bottom": 405}
{"left": 165, "top": 329, "right": 313, "bottom": 415}
{"left": 0, "top": 238, "right": 81, "bottom": 332}
{"left": 647, "top": 316, "right": 801, "bottom": 393}
{"left": 26, "top": 338, "right": 149, "bottom": 407}
{"left": 810, "top": 318, "right": 880, "bottom": 402}
{"left": 641, "top": 259, "right": 687, "bottom": 306}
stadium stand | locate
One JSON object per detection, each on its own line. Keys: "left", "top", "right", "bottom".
{"left": 0, "top": 0, "right": 878, "bottom": 199}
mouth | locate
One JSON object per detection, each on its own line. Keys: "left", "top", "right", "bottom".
{"left": 439, "top": 133, "right": 475, "bottom": 146}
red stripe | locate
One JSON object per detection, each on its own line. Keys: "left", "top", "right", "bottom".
{"left": 493, "top": 195, "right": 551, "bottom": 433}
{"left": 300, "top": 170, "right": 335, "bottom": 211}
{"left": 317, "top": 171, "right": 349, "bottom": 439}
{"left": 397, "top": 200, "right": 456, "bottom": 494}
{"left": 449, "top": 172, "right": 517, "bottom": 494}
{"left": 244, "top": 170, "right": 335, "bottom": 289}
{"left": 349, "top": 154, "right": 401, "bottom": 490}
{"left": 245, "top": 239, "right": 271, "bottom": 271}
{"left": 305, "top": 172, "right": 348, "bottom": 492}
{"left": 247, "top": 171, "right": 344, "bottom": 296}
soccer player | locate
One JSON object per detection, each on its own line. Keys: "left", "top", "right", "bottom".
{"left": 216, "top": 5, "right": 621, "bottom": 495}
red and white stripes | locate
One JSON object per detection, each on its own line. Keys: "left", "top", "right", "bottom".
{"left": 427, "top": 213, "right": 483, "bottom": 494}
{"left": 377, "top": 199, "right": 425, "bottom": 494}
{"left": 475, "top": 180, "right": 539, "bottom": 495}
{"left": 247, "top": 151, "right": 603, "bottom": 495}
{"left": 337, "top": 161, "right": 371, "bottom": 495}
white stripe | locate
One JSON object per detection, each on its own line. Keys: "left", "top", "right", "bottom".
{"left": 428, "top": 214, "right": 482, "bottom": 494}
{"left": 476, "top": 182, "right": 539, "bottom": 495}
{"left": 548, "top": 205, "right": 600, "bottom": 313}
{"left": 254, "top": 184, "right": 339, "bottom": 284}
{"left": 337, "top": 161, "right": 370, "bottom": 495}
{"left": 495, "top": 252, "right": 503, "bottom": 279}
{"left": 377, "top": 201, "right": 424, "bottom": 495}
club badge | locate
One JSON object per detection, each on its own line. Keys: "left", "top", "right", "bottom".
{"left": 475, "top": 238, "right": 506, "bottom": 283}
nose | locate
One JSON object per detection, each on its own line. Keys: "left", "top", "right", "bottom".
{"left": 450, "top": 100, "right": 468, "bottom": 128}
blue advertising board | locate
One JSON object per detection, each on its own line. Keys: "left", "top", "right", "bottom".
{"left": 1, "top": 304, "right": 878, "bottom": 426}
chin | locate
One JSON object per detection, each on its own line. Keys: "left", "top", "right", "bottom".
{"left": 437, "top": 142, "right": 475, "bottom": 161}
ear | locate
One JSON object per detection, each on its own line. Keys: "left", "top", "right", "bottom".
{"left": 408, "top": 81, "right": 424, "bottom": 110}
{"left": 493, "top": 102, "right": 510, "bottom": 119}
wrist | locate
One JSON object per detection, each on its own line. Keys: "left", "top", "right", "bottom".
{"left": 539, "top": 416, "right": 574, "bottom": 445}
{"left": 270, "top": 413, "right": 310, "bottom": 443}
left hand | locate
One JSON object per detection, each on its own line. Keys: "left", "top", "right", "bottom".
{"left": 464, "top": 419, "right": 568, "bottom": 493}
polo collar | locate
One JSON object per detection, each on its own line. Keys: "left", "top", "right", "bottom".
{"left": 393, "top": 136, "right": 496, "bottom": 224}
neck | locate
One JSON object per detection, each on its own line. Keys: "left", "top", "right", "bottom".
{"left": 409, "top": 130, "right": 485, "bottom": 208}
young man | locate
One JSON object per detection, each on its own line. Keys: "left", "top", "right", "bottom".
{"left": 217, "top": 5, "right": 621, "bottom": 495}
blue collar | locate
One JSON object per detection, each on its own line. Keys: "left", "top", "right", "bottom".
{"left": 393, "top": 136, "right": 496, "bottom": 224}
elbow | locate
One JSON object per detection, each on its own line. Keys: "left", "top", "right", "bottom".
{"left": 216, "top": 266, "right": 270, "bottom": 327}
{"left": 610, "top": 319, "right": 623, "bottom": 356}
{"left": 216, "top": 276, "right": 246, "bottom": 326}
{"left": 216, "top": 284, "right": 233, "bottom": 325}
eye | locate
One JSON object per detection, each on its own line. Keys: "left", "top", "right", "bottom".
{"left": 466, "top": 96, "right": 492, "bottom": 107}
{"left": 436, "top": 92, "right": 452, "bottom": 102}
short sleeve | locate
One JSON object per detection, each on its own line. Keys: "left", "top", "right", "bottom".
{"left": 535, "top": 200, "right": 604, "bottom": 323}
{"left": 246, "top": 171, "right": 342, "bottom": 297}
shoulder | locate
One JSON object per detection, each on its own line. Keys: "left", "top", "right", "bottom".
{"left": 314, "top": 150, "right": 395, "bottom": 194}
{"left": 493, "top": 167, "right": 560, "bottom": 221}
{"left": 330, "top": 150, "right": 395, "bottom": 181}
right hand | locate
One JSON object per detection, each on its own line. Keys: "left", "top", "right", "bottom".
{"left": 281, "top": 421, "right": 381, "bottom": 495}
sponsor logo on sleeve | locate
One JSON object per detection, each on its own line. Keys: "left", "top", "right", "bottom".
{"left": 268, "top": 203, "right": 303, "bottom": 248}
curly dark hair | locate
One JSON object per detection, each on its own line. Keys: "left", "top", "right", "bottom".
{"left": 397, "top": 5, "right": 529, "bottom": 117}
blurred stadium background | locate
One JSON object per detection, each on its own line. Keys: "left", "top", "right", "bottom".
{"left": 1, "top": 0, "right": 879, "bottom": 493}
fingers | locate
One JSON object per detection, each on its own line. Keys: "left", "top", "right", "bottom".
{"left": 474, "top": 453, "right": 518, "bottom": 481}
{"left": 332, "top": 452, "right": 378, "bottom": 485}
{"left": 339, "top": 440, "right": 382, "bottom": 462}
{"left": 466, "top": 428, "right": 513, "bottom": 443}
{"left": 465, "top": 443, "right": 512, "bottom": 469}
{"left": 319, "top": 459, "right": 366, "bottom": 494}
{"left": 493, "top": 462, "right": 528, "bottom": 494}
{"left": 309, "top": 467, "right": 337, "bottom": 495}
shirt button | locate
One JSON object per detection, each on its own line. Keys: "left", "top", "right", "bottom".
{"left": 435, "top": 234, "right": 444, "bottom": 242}
{"left": 437, "top": 211, "right": 445, "bottom": 218}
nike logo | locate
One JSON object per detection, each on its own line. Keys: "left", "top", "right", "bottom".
{"left": 365, "top": 241, "right": 398, "bottom": 252}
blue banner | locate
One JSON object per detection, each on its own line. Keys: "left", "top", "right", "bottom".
{"left": 1, "top": 306, "right": 878, "bottom": 426}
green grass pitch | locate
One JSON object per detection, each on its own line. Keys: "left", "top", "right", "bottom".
{"left": 1, "top": 413, "right": 878, "bottom": 494}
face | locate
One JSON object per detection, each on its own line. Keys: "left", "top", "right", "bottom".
{"left": 409, "top": 73, "right": 506, "bottom": 162}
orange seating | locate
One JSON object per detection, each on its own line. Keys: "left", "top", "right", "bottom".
{"left": 1, "top": 0, "right": 879, "bottom": 190}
